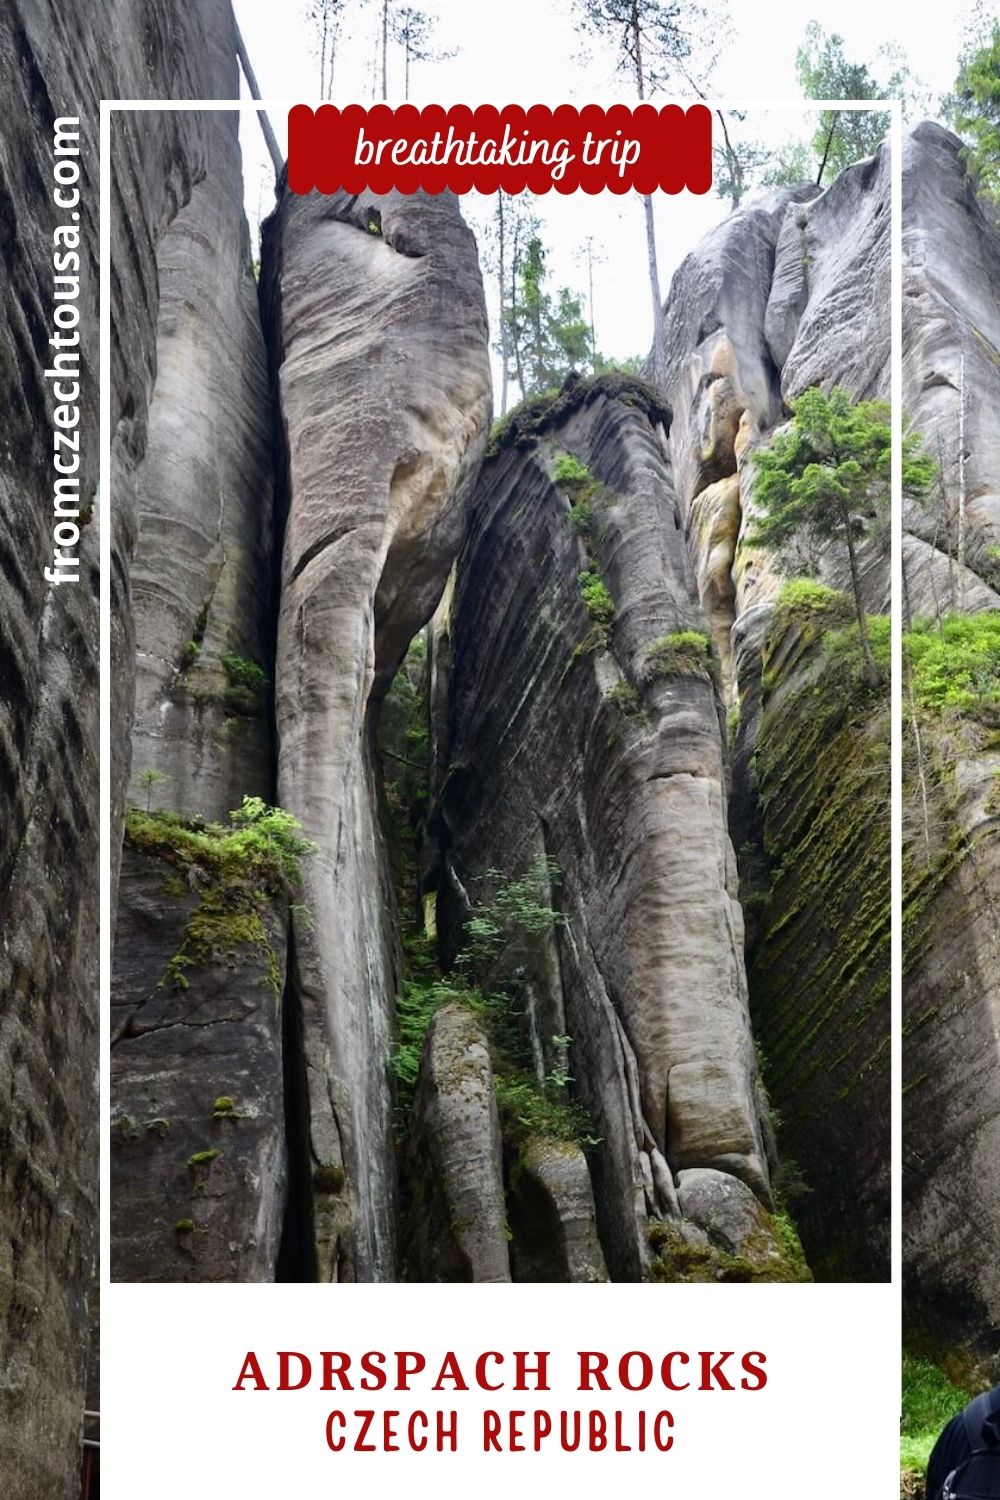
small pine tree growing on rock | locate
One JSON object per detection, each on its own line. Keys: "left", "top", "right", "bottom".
{"left": 750, "top": 386, "right": 935, "bottom": 684}
{"left": 136, "top": 767, "right": 169, "bottom": 812}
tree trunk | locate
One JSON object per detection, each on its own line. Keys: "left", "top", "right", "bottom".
{"left": 907, "top": 672, "right": 933, "bottom": 867}
{"left": 630, "top": 7, "right": 666, "bottom": 382}
{"left": 642, "top": 193, "right": 666, "bottom": 380}
{"left": 498, "top": 196, "right": 509, "bottom": 417}
{"left": 381, "top": 0, "right": 389, "bottom": 100}
{"left": 586, "top": 237, "right": 596, "bottom": 369}
{"left": 716, "top": 110, "right": 743, "bottom": 208}
{"left": 842, "top": 503, "right": 878, "bottom": 684}
{"left": 234, "top": 21, "right": 284, "bottom": 180}
{"left": 510, "top": 223, "right": 525, "bottom": 400}
{"left": 405, "top": 40, "right": 410, "bottom": 100}
{"left": 815, "top": 112, "right": 840, "bottom": 186}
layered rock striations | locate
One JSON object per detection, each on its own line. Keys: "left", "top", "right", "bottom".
{"left": 261, "top": 186, "right": 491, "bottom": 1281}
{"left": 110, "top": 5, "right": 283, "bottom": 1284}
{"left": 101, "top": 109, "right": 1000, "bottom": 1302}
{"left": 426, "top": 378, "right": 803, "bottom": 1283}
{"left": 0, "top": 0, "right": 224, "bottom": 1490}
{"left": 900, "top": 125, "right": 1000, "bottom": 1370}
{"left": 648, "top": 146, "right": 894, "bottom": 1280}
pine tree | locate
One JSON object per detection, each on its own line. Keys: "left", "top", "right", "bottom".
{"left": 750, "top": 387, "right": 935, "bottom": 683}
{"left": 572, "top": 0, "right": 717, "bottom": 379}
{"left": 952, "top": 22, "right": 1000, "bottom": 204}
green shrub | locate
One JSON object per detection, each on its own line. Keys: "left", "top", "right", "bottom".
{"left": 493, "top": 1071, "right": 596, "bottom": 1148}
{"left": 569, "top": 502, "right": 592, "bottom": 533}
{"left": 180, "top": 640, "right": 201, "bottom": 670}
{"left": 220, "top": 652, "right": 268, "bottom": 713}
{"left": 905, "top": 612, "right": 1000, "bottom": 721}
{"left": 823, "top": 614, "right": 891, "bottom": 677}
{"left": 774, "top": 579, "right": 853, "bottom": 619}
{"left": 578, "top": 570, "right": 615, "bottom": 628}
{"left": 390, "top": 859, "right": 598, "bottom": 1152}
{"left": 641, "top": 629, "right": 712, "bottom": 682}
{"left": 553, "top": 452, "right": 591, "bottom": 487}
{"left": 458, "top": 857, "right": 566, "bottom": 976}
{"left": 609, "top": 680, "right": 643, "bottom": 718}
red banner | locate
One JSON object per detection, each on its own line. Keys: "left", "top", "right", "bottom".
{"left": 287, "top": 103, "right": 713, "bottom": 196}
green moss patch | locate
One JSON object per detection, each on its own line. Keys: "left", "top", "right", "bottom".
{"left": 641, "top": 629, "right": 714, "bottom": 683}
{"left": 648, "top": 1206, "right": 811, "bottom": 1284}
{"left": 124, "top": 797, "right": 316, "bottom": 1000}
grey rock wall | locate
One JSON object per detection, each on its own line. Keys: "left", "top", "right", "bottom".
{"left": 262, "top": 185, "right": 491, "bottom": 1280}
{"left": 109, "top": 2, "right": 284, "bottom": 1282}
{"left": 431, "top": 380, "right": 795, "bottom": 1281}
{"left": 0, "top": 0, "right": 220, "bottom": 1491}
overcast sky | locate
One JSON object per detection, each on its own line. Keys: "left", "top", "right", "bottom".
{"left": 231, "top": 0, "right": 980, "bottom": 392}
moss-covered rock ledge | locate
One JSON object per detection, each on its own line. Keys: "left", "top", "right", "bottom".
{"left": 110, "top": 798, "right": 313, "bottom": 1281}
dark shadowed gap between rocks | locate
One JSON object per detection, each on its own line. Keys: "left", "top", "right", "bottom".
{"left": 276, "top": 930, "right": 318, "bottom": 1282}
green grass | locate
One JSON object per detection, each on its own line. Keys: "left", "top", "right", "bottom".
{"left": 900, "top": 1354, "right": 971, "bottom": 1480}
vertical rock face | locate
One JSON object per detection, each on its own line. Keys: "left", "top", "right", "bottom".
{"left": 650, "top": 148, "right": 893, "bottom": 1280}
{"left": 900, "top": 126, "right": 1000, "bottom": 1367}
{"left": 0, "top": 0, "right": 219, "bottom": 1490}
{"left": 262, "top": 186, "right": 491, "bottom": 1280}
{"left": 901, "top": 123, "right": 1000, "bottom": 612}
{"left": 406, "top": 1005, "right": 511, "bottom": 1282}
{"left": 430, "top": 379, "right": 797, "bottom": 1282}
{"left": 109, "top": 4, "right": 284, "bottom": 1283}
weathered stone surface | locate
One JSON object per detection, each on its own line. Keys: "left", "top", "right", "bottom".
{"left": 509, "top": 1140, "right": 608, "bottom": 1283}
{"left": 904, "top": 747, "right": 1000, "bottom": 1367}
{"left": 110, "top": 847, "right": 287, "bottom": 1281}
{"left": 128, "top": 58, "right": 275, "bottom": 822}
{"left": 654, "top": 147, "right": 895, "bottom": 1281}
{"left": 433, "top": 379, "right": 772, "bottom": 1282}
{"left": 688, "top": 474, "right": 741, "bottom": 697}
{"left": 110, "top": 8, "right": 284, "bottom": 1283}
{"left": 0, "top": 0, "right": 220, "bottom": 1489}
{"left": 656, "top": 188, "right": 813, "bottom": 514}
{"left": 901, "top": 123, "right": 1000, "bottom": 604}
{"left": 768, "top": 145, "right": 891, "bottom": 403}
{"left": 900, "top": 126, "right": 1000, "bottom": 1368}
{"left": 676, "top": 1167, "right": 782, "bottom": 1263}
{"left": 262, "top": 185, "right": 491, "bottom": 1280}
{"left": 406, "top": 1005, "right": 510, "bottom": 1282}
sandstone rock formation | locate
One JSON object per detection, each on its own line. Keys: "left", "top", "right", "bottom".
{"left": 900, "top": 125, "right": 1000, "bottom": 1372}
{"left": 109, "top": 4, "right": 284, "bottom": 1284}
{"left": 0, "top": 0, "right": 228, "bottom": 1490}
{"left": 261, "top": 184, "right": 492, "bottom": 1281}
{"left": 428, "top": 377, "right": 801, "bottom": 1282}
{"left": 648, "top": 146, "right": 894, "bottom": 1280}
